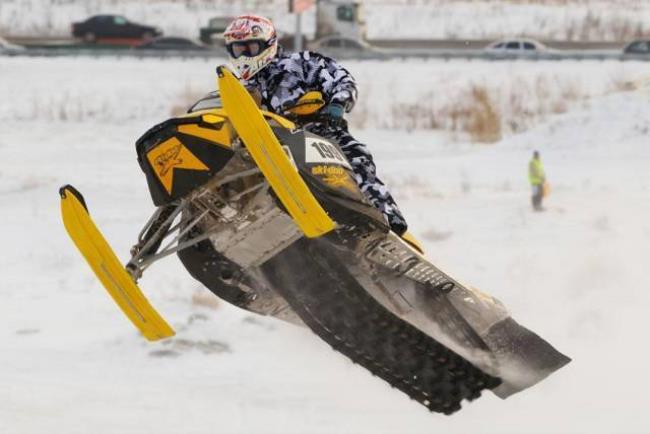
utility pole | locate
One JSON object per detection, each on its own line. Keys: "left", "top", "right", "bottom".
{"left": 289, "top": 0, "right": 315, "bottom": 51}
{"left": 294, "top": 9, "right": 303, "bottom": 51}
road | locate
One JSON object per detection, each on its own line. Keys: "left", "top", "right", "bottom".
{"left": 2, "top": 36, "right": 647, "bottom": 61}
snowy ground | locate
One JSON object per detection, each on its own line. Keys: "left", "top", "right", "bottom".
{"left": 2, "top": 57, "right": 650, "bottom": 433}
{"left": 3, "top": 56, "right": 650, "bottom": 137}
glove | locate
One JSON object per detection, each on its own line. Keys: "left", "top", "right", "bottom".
{"left": 322, "top": 103, "right": 345, "bottom": 125}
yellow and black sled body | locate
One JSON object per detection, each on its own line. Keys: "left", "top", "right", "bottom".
{"left": 61, "top": 66, "right": 569, "bottom": 415}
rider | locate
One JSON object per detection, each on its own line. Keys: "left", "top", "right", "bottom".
{"left": 223, "top": 14, "right": 408, "bottom": 235}
{"left": 529, "top": 150, "right": 546, "bottom": 211}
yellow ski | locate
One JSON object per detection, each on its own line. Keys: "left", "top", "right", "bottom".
{"left": 217, "top": 66, "right": 336, "bottom": 238}
{"left": 60, "top": 185, "right": 175, "bottom": 341}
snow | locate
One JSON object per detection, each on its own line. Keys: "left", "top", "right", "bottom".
{"left": 364, "top": 0, "right": 650, "bottom": 41}
{"left": 3, "top": 56, "right": 650, "bottom": 137}
{"left": 2, "top": 0, "right": 650, "bottom": 41}
{"left": 2, "top": 56, "right": 650, "bottom": 433}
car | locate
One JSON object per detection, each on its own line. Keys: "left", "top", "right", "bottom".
{"left": 199, "top": 16, "right": 235, "bottom": 45}
{"left": 309, "top": 35, "right": 369, "bottom": 51}
{"left": 277, "top": 33, "right": 309, "bottom": 51}
{"left": 0, "top": 36, "right": 25, "bottom": 51}
{"left": 307, "top": 35, "right": 384, "bottom": 58}
{"left": 484, "top": 38, "right": 549, "bottom": 55}
{"left": 71, "top": 15, "right": 162, "bottom": 43}
{"left": 623, "top": 40, "right": 650, "bottom": 55}
{"left": 136, "top": 37, "right": 208, "bottom": 51}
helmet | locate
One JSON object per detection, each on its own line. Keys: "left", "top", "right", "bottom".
{"left": 224, "top": 15, "right": 278, "bottom": 80}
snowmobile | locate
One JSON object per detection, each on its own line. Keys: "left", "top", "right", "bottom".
{"left": 60, "top": 66, "right": 570, "bottom": 415}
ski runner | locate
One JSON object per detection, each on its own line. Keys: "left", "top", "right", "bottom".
{"left": 223, "top": 14, "right": 408, "bottom": 235}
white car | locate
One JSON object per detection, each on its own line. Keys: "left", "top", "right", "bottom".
{"left": 0, "top": 37, "right": 25, "bottom": 51}
{"left": 484, "top": 38, "right": 549, "bottom": 55}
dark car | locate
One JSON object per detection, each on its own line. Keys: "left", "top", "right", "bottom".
{"left": 623, "top": 40, "right": 650, "bottom": 55}
{"left": 136, "top": 37, "right": 208, "bottom": 51}
{"left": 71, "top": 15, "right": 162, "bottom": 43}
{"left": 199, "top": 16, "right": 234, "bottom": 45}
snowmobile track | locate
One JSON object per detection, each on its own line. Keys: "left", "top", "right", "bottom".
{"left": 262, "top": 237, "right": 502, "bottom": 414}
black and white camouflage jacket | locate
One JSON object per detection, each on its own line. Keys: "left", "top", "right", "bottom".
{"left": 242, "top": 48, "right": 358, "bottom": 116}
{"left": 234, "top": 48, "right": 409, "bottom": 234}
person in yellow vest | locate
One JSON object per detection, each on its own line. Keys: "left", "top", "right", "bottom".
{"left": 529, "top": 151, "right": 546, "bottom": 211}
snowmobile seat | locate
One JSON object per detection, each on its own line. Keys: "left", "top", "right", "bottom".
{"left": 286, "top": 91, "right": 326, "bottom": 116}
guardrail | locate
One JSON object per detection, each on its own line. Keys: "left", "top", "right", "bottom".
{"left": 1, "top": 47, "right": 228, "bottom": 59}
{"left": 2, "top": 46, "right": 649, "bottom": 62}
{"left": 370, "top": 49, "right": 650, "bottom": 62}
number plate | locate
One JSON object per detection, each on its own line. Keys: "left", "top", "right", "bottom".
{"left": 305, "top": 137, "right": 352, "bottom": 170}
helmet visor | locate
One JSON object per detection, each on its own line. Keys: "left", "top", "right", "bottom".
{"left": 227, "top": 40, "right": 265, "bottom": 59}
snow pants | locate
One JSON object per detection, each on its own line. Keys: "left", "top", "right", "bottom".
{"left": 308, "top": 121, "right": 408, "bottom": 235}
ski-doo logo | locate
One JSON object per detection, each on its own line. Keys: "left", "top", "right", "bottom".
{"left": 155, "top": 143, "right": 183, "bottom": 176}
{"left": 146, "top": 137, "right": 210, "bottom": 194}
{"left": 311, "top": 165, "right": 357, "bottom": 192}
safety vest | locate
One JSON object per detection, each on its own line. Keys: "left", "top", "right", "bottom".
{"left": 529, "top": 158, "right": 545, "bottom": 185}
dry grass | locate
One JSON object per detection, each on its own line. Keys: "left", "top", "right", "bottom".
{"left": 165, "top": 62, "right": 638, "bottom": 144}
{"left": 386, "top": 85, "right": 502, "bottom": 143}
{"left": 454, "top": 86, "right": 501, "bottom": 143}
{"left": 360, "top": 72, "right": 603, "bottom": 143}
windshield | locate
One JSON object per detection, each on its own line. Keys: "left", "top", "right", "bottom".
{"left": 188, "top": 92, "right": 223, "bottom": 112}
